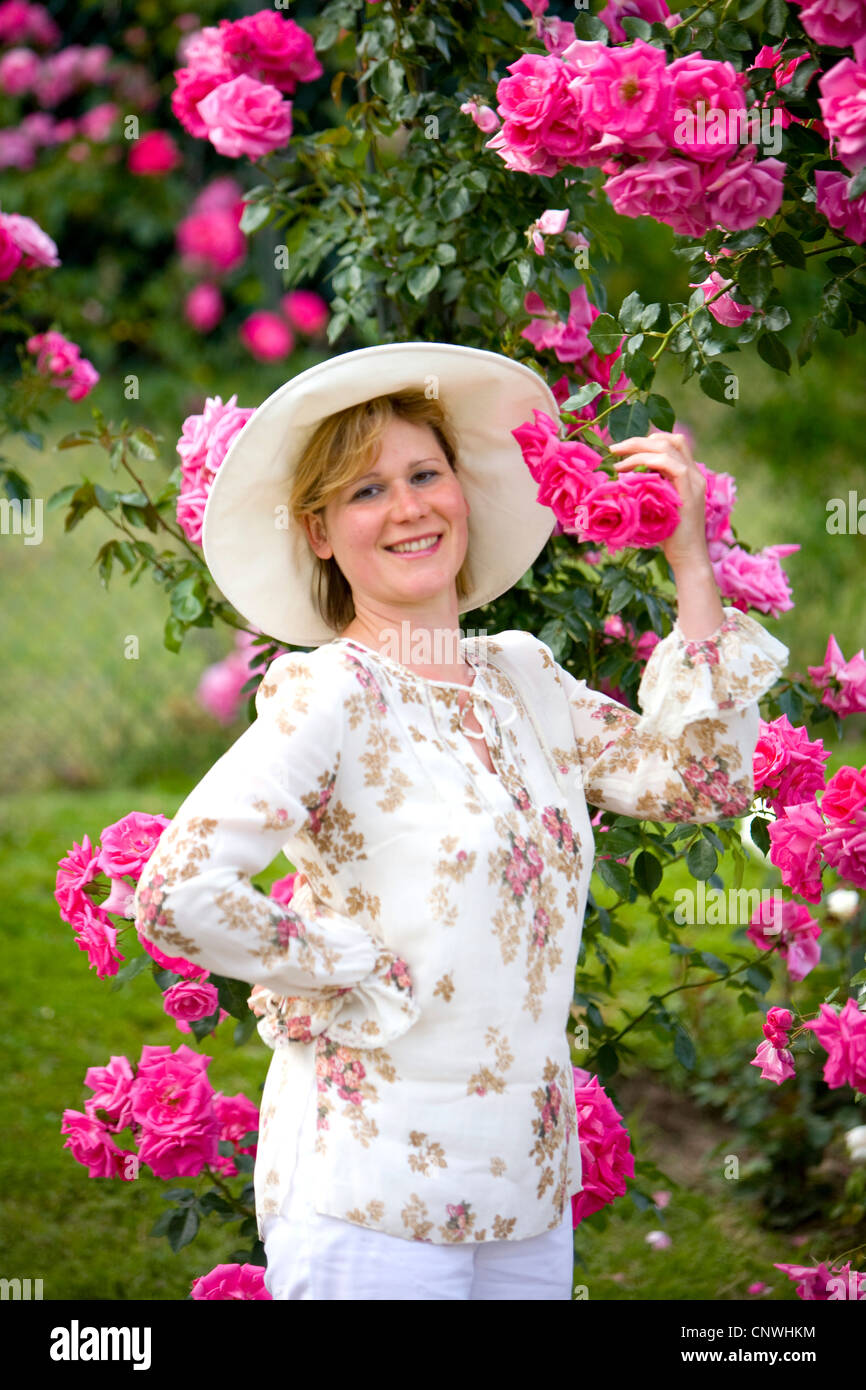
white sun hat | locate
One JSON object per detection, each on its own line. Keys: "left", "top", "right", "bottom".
{"left": 201, "top": 340, "right": 559, "bottom": 647}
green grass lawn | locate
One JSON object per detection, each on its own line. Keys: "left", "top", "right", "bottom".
{"left": 5, "top": 779, "right": 855, "bottom": 1300}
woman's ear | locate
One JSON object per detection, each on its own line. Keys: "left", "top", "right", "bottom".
{"left": 302, "top": 512, "right": 333, "bottom": 560}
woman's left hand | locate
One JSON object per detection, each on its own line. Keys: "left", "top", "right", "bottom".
{"left": 608, "top": 430, "right": 710, "bottom": 573}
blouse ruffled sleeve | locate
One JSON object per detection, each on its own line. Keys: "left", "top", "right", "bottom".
{"left": 131, "top": 648, "right": 420, "bottom": 1049}
{"left": 553, "top": 607, "right": 789, "bottom": 823}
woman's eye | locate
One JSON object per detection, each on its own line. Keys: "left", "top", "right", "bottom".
{"left": 351, "top": 470, "right": 439, "bottom": 501}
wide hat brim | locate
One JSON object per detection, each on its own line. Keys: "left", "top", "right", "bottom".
{"left": 201, "top": 341, "right": 559, "bottom": 648}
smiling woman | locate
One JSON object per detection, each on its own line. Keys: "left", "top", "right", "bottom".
{"left": 292, "top": 392, "right": 474, "bottom": 640}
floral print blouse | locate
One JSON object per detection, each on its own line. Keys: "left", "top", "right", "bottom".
{"left": 132, "top": 608, "right": 788, "bottom": 1246}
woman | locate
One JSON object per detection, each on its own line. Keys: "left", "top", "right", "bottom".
{"left": 133, "top": 341, "right": 788, "bottom": 1300}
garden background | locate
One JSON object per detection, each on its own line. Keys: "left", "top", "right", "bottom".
{"left": 2, "top": 0, "right": 866, "bottom": 1300}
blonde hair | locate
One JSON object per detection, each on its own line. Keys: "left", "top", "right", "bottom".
{"left": 290, "top": 390, "right": 473, "bottom": 634}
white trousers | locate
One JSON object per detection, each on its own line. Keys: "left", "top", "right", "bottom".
{"left": 262, "top": 1204, "right": 575, "bottom": 1301}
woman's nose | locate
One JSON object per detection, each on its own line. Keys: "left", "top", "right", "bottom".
{"left": 388, "top": 480, "right": 428, "bottom": 517}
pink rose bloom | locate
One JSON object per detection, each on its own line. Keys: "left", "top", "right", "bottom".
{"left": 819, "top": 815, "right": 866, "bottom": 892}
{"left": 20, "top": 111, "right": 59, "bottom": 145}
{"left": 752, "top": 715, "right": 830, "bottom": 813}
{"left": 690, "top": 271, "right": 755, "bottom": 328}
{"left": 176, "top": 206, "right": 246, "bottom": 275}
{"left": 775, "top": 1259, "right": 866, "bottom": 1300}
{"left": 571, "top": 1068, "right": 635, "bottom": 1226}
{"left": 55, "top": 834, "right": 101, "bottom": 925}
{"left": 694, "top": 459, "right": 736, "bottom": 543}
{"left": 821, "top": 764, "right": 866, "bottom": 822}
{"left": 747, "top": 898, "right": 821, "bottom": 981}
{"left": 767, "top": 800, "right": 827, "bottom": 902}
{"left": 0, "top": 129, "right": 37, "bottom": 171}
{"left": 789, "top": 0, "right": 866, "bottom": 50}
{"left": 0, "top": 1, "right": 59, "bottom": 47}
{"left": 539, "top": 17, "right": 578, "bottom": 60}
{"left": 84, "top": 1055, "right": 135, "bottom": 1132}
{"left": 197, "top": 650, "right": 250, "bottom": 723}
{"left": 574, "top": 477, "right": 643, "bottom": 553}
{"left": 176, "top": 477, "right": 209, "bottom": 546}
{"left": 239, "top": 309, "right": 294, "bottom": 361}
{"left": 487, "top": 52, "right": 588, "bottom": 178}
{"left": 0, "top": 211, "right": 60, "bottom": 267}
{"left": 574, "top": 38, "right": 671, "bottom": 143}
{"left": 0, "top": 46, "right": 40, "bottom": 94}
{"left": 667, "top": 53, "right": 746, "bottom": 162}
{"left": 604, "top": 156, "right": 710, "bottom": 235}
{"left": 98, "top": 811, "right": 171, "bottom": 880}
{"left": 191, "top": 1262, "right": 272, "bottom": 1300}
{"left": 623, "top": 470, "right": 682, "bottom": 547}
{"left": 129, "top": 129, "right": 182, "bottom": 175}
{"left": 69, "top": 901, "right": 125, "bottom": 978}
{"left": 78, "top": 102, "right": 118, "bottom": 142}
{"left": 599, "top": 0, "right": 672, "bottom": 44}
{"left": 212, "top": 1090, "right": 259, "bottom": 1176}
{"left": 164, "top": 978, "right": 220, "bottom": 1025}
{"left": 750, "top": 1037, "right": 796, "bottom": 1083}
{"left": 61, "top": 1110, "right": 132, "bottom": 1179}
{"left": 521, "top": 285, "right": 595, "bottom": 361}
{"left": 710, "top": 542, "right": 799, "bottom": 619}
{"left": 138, "top": 927, "right": 207, "bottom": 982}
{"left": 460, "top": 98, "right": 500, "bottom": 133}
{"left": 184, "top": 282, "right": 224, "bottom": 333}
{"left": 102, "top": 876, "right": 136, "bottom": 917}
{"left": 129, "top": 1043, "right": 215, "bottom": 1133}
{"left": 137, "top": 1122, "right": 220, "bottom": 1180}
{"left": 808, "top": 635, "right": 866, "bottom": 717}
{"left": 191, "top": 175, "right": 245, "bottom": 216}
{"left": 635, "top": 629, "right": 661, "bottom": 661}
{"left": 172, "top": 27, "right": 235, "bottom": 139}
{"left": 520, "top": 0, "right": 549, "bottom": 15}
{"left": 753, "top": 43, "right": 811, "bottom": 92}
{"left": 703, "top": 149, "right": 786, "bottom": 231}
{"left": 218, "top": 11, "right": 322, "bottom": 94}
{"left": 280, "top": 288, "right": 329, "bottom": 335}
{"left": 802, "top": 997, "right": 866, "bottom": 1093}
{"left": 269, "top": 872, "right": 298, "bottom": 905}
{"left": 196, "top": 73, "right": 293, "bottom": 160}
{"left": 177, "top": 393, "right": 254, "bottom": 479}
{"left": 0, "top": 224, "right": 22, "bottom": 279}
{"left": 512, "top": 410, "right": 603, "bottom": 528}
{"left": 819, "top": 58, "right": 866, "bottom": 174}
{"left": 25, "top": 329, "right": 99, "bottom": 400}
{"left": 815, "top": 169, "right": 866, "bottom": 245}
{"left": 529, "top": 207, "right": 569, "bottom": 255}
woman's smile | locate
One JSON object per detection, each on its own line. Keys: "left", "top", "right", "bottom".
{"left": 384, "top": 533, "right": 443, "bottom": 557}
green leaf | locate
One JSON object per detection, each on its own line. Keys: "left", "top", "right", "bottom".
{"left": 756, "top": 331, "right": 791, "bottom": 374}
{"left": 738, "top": 251, "right": 773, "bottom": 308}
{"left": 164, "top": 614, "right": 185, "bottom": 654}
{"left": 607, "top": 399, "right": 650, "bottom": 442}
{"left": 686, "top": 839, "right": 718, "bottom": 880}
{"left": 407, "top": 263, "right": 441, "bottom": 300}
{"left": 46, "top": 484, "right": 78, "bottom": 511}
{"left": 622, "top": 16, "right": 653, "bottom": 40}
{"left": 634, "top": 850, "right": 663, "bottom": 896}
{"left": 764, "top": 0, "right": 787, "bottom": 36}
{"left": 587, "top": 313, "right": 623, "bottom": 355}
{"left": 239, "top": 201, "right": 272, "bottom": 234}
{"left": 699, "top": 361, "right": 736, "bottom": 406}
{"left": 562, "top": 382, "right": 603, "bottom": 411}
{"left": 596, "top": 858, "right": 631, "bottom": 898}
{"left": 166, "top": 1205, "right": 199, "bottom": 1253}
{"left": 645, "top": 393, "right": 674, "bottom": 431}
{"left": 745, "top": 964, "right": 773, "bottom": 994}
{"left": 749, "top": 816, "right": 771, "bottom": 856}
{"left": 699, "top": 952, "right": 729, "bottom": 976}
{"left": 618, "top": 291, "right": 645, "bottom": 332}
{"left": 770, "top": 232, "right": 806, "bottom": 270}
{"left": 574, "top": 11, "right": 609, "bottom": 42}
{"left": 438, "top": 185, "right": 472, "bottom": 220}
{"left": 673, "top": 1023, "right": 696, "bottom": 1071}
{"left": 370, "top": 59, "right": 405, "bottom": 104}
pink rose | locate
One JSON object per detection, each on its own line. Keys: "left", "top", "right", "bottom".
{"left": 70, "top": 900, "right": 125, "bottom": 978}
{"left": 747, "top": 898, "right": 821, "bottom": 981}
{"left": 55, "top": 834, "right": 101, "bottom": 924}
{"left": 487, "top": 52, "right": 588, "bottom": 177}
{"left": 710, "top": 542, "right": 799, "bottom": 619}
{"left": 703, "top": 149, "right": 786, "bottom": 232}
{"left": 775, "top": 1260, "right": 866, "bottom": 1301}
{"left": 269, "top": 872, "right": 298, "bottom": 905}
{"left": 819, "top": 817, "right": 866, "bottom": 892}
{"left": 176, "top": 394, "right": 254, "bottom": 478}
{"left": 184, "top": 282, "right": 224, "bottom": 333}
{"left": 196, "top": 73, "right": 293, "bottom": 160}
{"left": 137, "top": 1123, "right": 220, "bottom": 1179}
{"left": 821, "top": 765, "right": 866, "bottom": 822}
{"left": 604, "top": 157, "right": 711, "bottom": 236}
{"left": 129, "top": 129, "right": 182, "bottom": 175}
{"left": 802, "top": 997, "right": 866, "bottom": 1093}
{"left": 197, "top": 651, "right": 250, "bottom": 723}
{"left": 78, "top": 102, "right": 118, "bottom": 142}
{"left": 750, "top": 1037, "right": 796, "bottom": 1083}
{"left": 808, "top": 635, "right": 866, "bottom": 717}
{"left": 767, "top": 800, "right": 826, "bottom": 902}
{"left": 789, "top": 0, "right": 866, "bottom": 50}
{"left": 172, "top": 28, "right": 236, "bottom": 139}
{"left": 163, "top": 978, "right": 221, "bottom": 1025}
{"left": 0, "top": 46, "right": 40, "bottom": 94}
{"left": 751, "top": 715, "right": 829, "bottom": 813}
{"left": 239, "top": 309, "right": 294, "bottom": 362}
{"left": 460, "top": 99, "right": 500, "bottom": 133}
{"left": 0, "top": 211, "right": 60, "bottom": 267}
{"left": 191, "top": 1262, "right": 272, "bottom": 1300}
{"left": 571, "top": 1068, "right": 635, "bottom": 1226}
{"left": 667, "top": 53, "right": 747, "bottom": 162}
{"left": 819, "top": 57, "right": 866, "bottom": 174}
{"left": 521, "top": 286, "right": 596, "bottom": 362}
{"left": 84, "top": 1056, "right": 135, "bottom": 1132}
{"left": 61, "top": 1110, "right": 131, "bottom": 1179}
{"left": 98, "top": 811, "right": 171, "bottom": 880}
{"left": 212, "top": 1091, "right": 259, "bottom": 1177}
{"left": 280, "top": 288, "right": 329, "bottom": 335}
{"left": 574, "top": 39, "right": 671, "bottom": 144}
{"left": 574, "top": 477, "right": 643, "bottom": 553}
{"left": 218, "top": 11, "right": 322, "bottom": 95}
{"left": 0, "top": 224, "right": 22, "bottom": 279}
{"left": 690, "top": 271, "right": 755, "bottom": 328}
{"left": 624, "top": 470, "right": 682, "bottom": 547}
{"left": 176, "top": 477, "right": 209, "bottom": 546}
{"left": 176, "top": 206, "right": 246, "bottom": 275}
{"left": 815, "top": 169, "right": 866, "bottom": 245}
{"left": 694, "top": 459, "right": 736, "bottom": 543}
{"left": 129, "top": 1043, "right": 215, "bottom": 1133}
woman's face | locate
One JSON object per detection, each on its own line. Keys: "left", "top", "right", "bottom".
{"left": 303, "top": 416, "right": 470, "bottom": 614}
